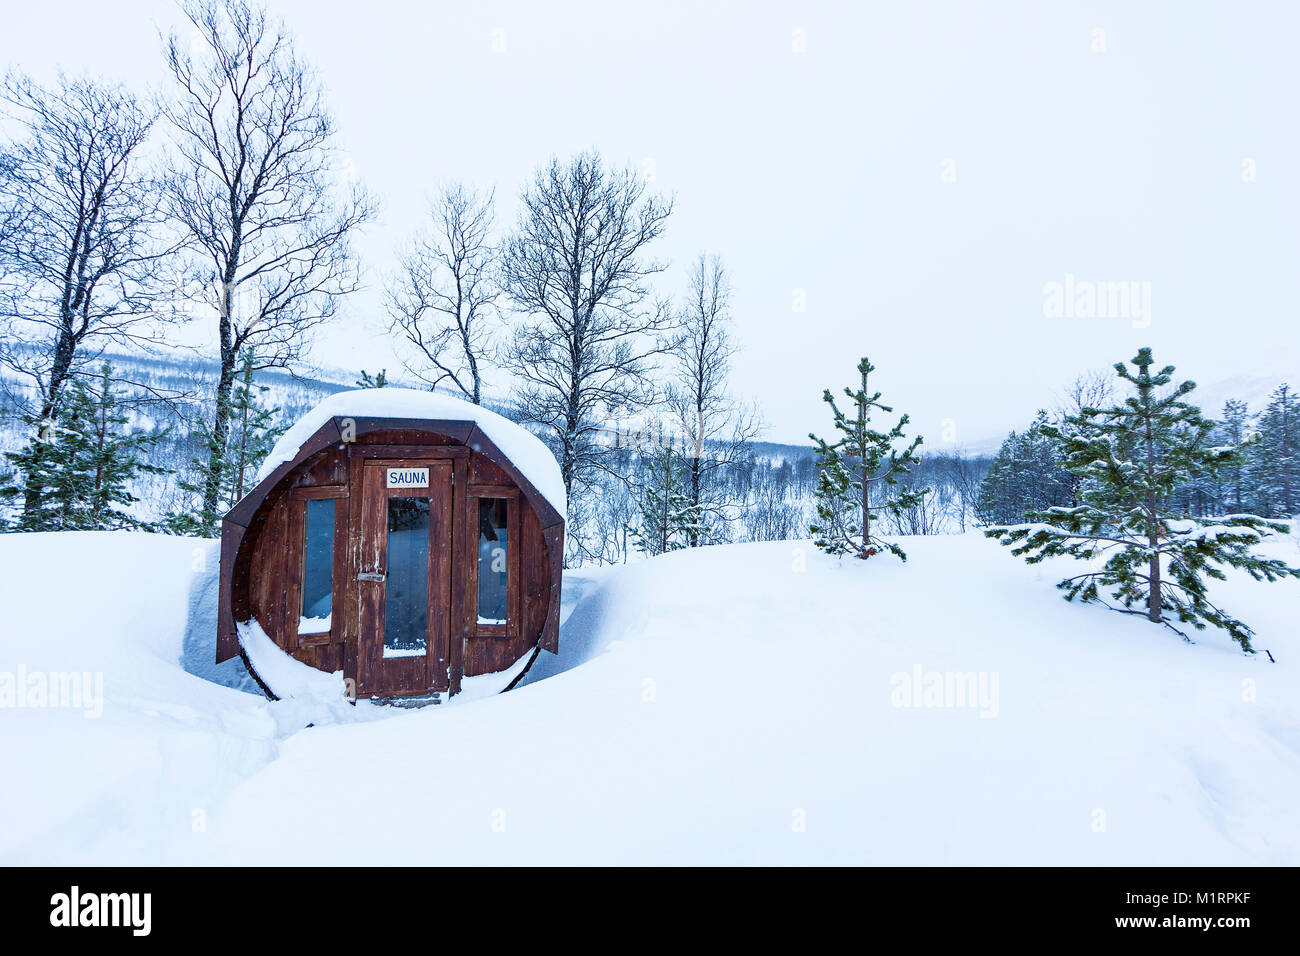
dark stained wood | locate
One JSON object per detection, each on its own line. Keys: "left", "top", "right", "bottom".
{"left": 281, "top": 487, "right": 348, "bottom": 647}
{"left": 348, "top": 443, "right": 468, "bottom": 460}
{"left": 289, "top": 484, "right": 348, "bottom": 499}
{"left": 463, "top": 424, "right": 563, "bottom": 529}
{"left": 470, "top": 452, "right": 511, "bottom": 486}
{"left": 522, "top": 503, "right": 549, "bottom": 646}
{"left": 281, "top": 493, "right": 304, "bottom": 650}
{"left": 249, "top": 495, "right": 289, "bottom": 648}
{"left": 346, "top": 419, "right": 474, "bottom": 444}
{"left": 291, "top": 445, "right": 348, "bottom": 488}
{"left": 355, "top": 462, "right": 387, "bottom": 696}
{"left": 428, "top": 465, "right": 453, "bottom": 692}
{"left": 540, "top": 524, "right": 564, "bottom": 653}
{"left": 355, "top": 460, "right": 453, "bottom": 696}
{"left": 449, "top": 454, "right": 470, "bottom": 695}
{"left": 224, "top": 418, "right": 344, "bottom": 528}
{"left": 220, "top": 414, "right": 564, "bottom": 698}
{"left": 217, "top": 521, "right": 244, "bottom": 660}
{"left": 466, "top": 483, "right": 516, "bottom": 498}
{"left": 341, "top": 450, "right": 364, "bottom": 690}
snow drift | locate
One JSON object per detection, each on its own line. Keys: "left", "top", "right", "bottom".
{"left": 2, "top": 529, "right": 1299, "bottom": 864}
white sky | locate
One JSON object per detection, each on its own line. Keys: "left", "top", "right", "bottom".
{"left": 3, "top": 0, "right": 1297, "bottom": 446}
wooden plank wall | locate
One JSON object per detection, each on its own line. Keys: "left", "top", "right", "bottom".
{"left": 239, "top": 428, "right": 556, "bottom": 696}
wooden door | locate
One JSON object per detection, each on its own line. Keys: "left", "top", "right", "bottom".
{"left": 356, "top": 460, "right": 453, "bottom": 697}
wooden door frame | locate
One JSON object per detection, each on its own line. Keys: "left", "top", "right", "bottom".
{"left": 355, "top": 458, "right": 454, "bottom": 697}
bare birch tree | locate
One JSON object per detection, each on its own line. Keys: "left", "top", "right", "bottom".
{"left": 0, "top": 72, "right": 175, "bottom": 519}
{"left": 665, "top": 253, "right": 762, "bottom": 545}
{"left": 162, "top": 0, "right": 372, "bottom": 529}
{"left": 386, "top": 183, "right": 497, "bottom": 403}
{"left": 500, "top": 151, "right": 674, "bottom": 500}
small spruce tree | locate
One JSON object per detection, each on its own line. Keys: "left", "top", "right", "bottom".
{"left": 1254, "top": 384, "right": 1298, "bottom": 519}
{"left": 988, "top": 348, "right": 1300, "bottom": 652}
{"left": 809, "top": 356, "right": 927, "bottom": 560}
{"left": 632, "top": 441, "right": 705, "bottom": 557}
{"left": 356, "top": 368, "right": 389, "bottom": 388}
{"left": 1216, "top": 399, "right": 1255, "bottom": 514}
{"left": 974, "top": 410, "right": 1075, "bottom": 525}
{"left": 167, "top": 351, "right": 285, "bottom": 535}
{"left": 6, "top": 363, "right": 169, "bottom": 531}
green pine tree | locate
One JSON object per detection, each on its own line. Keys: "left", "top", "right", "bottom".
{"left": 975, "top": 410, "right": 1076, "bottom": 526}
{"left": 5, "top": 362, "right": 169, "bottom": 531}
{"left": 166, "top": 351, "right": 285, "bottom": 535}
{"left": 632, "top": 441, "right": 705, "bottom": 557}
{"left": 808, "top": 356, "right": 927, "bottom": 560}
{"left": 987, "top": 348, "right": 1300, "bottom": 652}
{"left": 1213, "top": 399, "right": 1255, "bottom": 514}
{"left": 1253, "top": 384, "right": 1298, "bottom": 519}
{"left": 356, "top": 368, "right": 389, "bottom": 388}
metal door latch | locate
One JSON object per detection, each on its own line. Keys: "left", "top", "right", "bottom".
{"left": 357, "top": 571, "right": 386, "bottom": 583}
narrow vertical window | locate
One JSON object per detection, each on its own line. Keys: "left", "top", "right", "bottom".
{"left": 385, "top": 498, "right": 430, "bottom": 656}
{"left": 300, "top": 498, "right": 334, "bottom": 634}
{"left": 477, "top": 498, "right": 509, "bottom": 625}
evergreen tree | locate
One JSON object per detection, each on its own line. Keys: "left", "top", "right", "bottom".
{"left": 988, "top": 348, "right": 1299, "bottom": 652}
{"left": 974, "top": 411, "right": 1075, "bottom": 525}
{"left": 356, "top": 368, "right": 388, "bottom": 388}
{"left": 632, "top": 441, "right": 705, "bottom": 557}
{"left": 5, "top": 362, "right": 169, "bottom": 531}
{"left": 1254, "top": 384, "right": 1298, "bottom": 518}
{"left": 0, "top": 461, "right": 21, "bottom": 530}
{"left": 809, "top": 356, "right": 926, "bottom": 560}
{"left": 1215, "top": 399, "right": 1254, "bottom": 514}
{"left": 167, "top": 350, "right": 285, "bottom": 535}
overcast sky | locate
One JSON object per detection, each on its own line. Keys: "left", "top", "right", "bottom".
{"left": 3, "top": 0, "right": 1297, "bottom": 446}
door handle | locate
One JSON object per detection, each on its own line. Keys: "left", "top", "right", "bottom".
{"left": 357, "top": 571, "right": 387, "bottom": 583}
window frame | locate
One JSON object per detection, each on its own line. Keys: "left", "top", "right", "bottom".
{"left": 286, "top": 485, "right": 348, "bottom": 648}
{"left": 468, "top": 485, "right": 521, "bottom": 639}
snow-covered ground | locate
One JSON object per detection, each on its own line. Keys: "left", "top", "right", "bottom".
{"left": 2, "top": 528, "right": 1298, "bottom": 864}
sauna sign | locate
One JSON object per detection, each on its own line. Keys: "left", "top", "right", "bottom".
{"left": 386, "top": 467, "right": 429, "bottom": 489}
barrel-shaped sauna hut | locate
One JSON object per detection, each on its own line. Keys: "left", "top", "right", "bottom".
{"left": 216, "top": 389, "right": 565, "bottom": 701}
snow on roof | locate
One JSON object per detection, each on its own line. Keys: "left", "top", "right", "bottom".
{"left": 256, "top": 388, "right": 566, "bottom": 516}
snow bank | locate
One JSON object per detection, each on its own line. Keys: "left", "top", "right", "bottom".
{"left": 208, "top": 535, "right": 1300, "bottom": 865}
{"left": 5, "top": 530, "right": 1300, "bottom": 865}
{"left": 254, "top": 387, "right": 566, "bottom": 515}
{"left": 236, "top": 620, "right": 346, "bottom": 704}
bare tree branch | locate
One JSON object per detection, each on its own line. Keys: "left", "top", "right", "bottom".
{"left": 499, "top": 150, "right": 675, "bottom": 507}
{"left": 0, "top": 70, "right": 178, "bottom": 517}
{"left": 386, "top": 182, "right": 497, "bottom": 403}
{"left": 161, "top": 0, "right": 373, "bottom": 526}
{"left": 664, "top": 252, "right": 763, "bottom": 544}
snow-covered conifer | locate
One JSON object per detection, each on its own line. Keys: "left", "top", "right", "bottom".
{"left": 167, "top": 350, "right": 284, "bottom": 534}
{"left": 988, "top": 348, "right": 1299, "bottom": 652}
{"left": 808, "top": 356, "right": 926, "bottom": 560}
{"left": 632, "top": 441, "right": 706, "bottom": 557}
{"left": 6, "top": 362, "right": 168, "bottom": 531}
{"left": 1253, "top": 384, "right": 1298, "bottom": 519}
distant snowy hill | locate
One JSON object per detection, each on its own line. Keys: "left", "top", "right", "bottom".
{"left": 0, "top": 348, "right": 819, "bottom": 463}
{"left": 3, "top": 529, "right": 1297, "bottom": 864}
{"left": 954, "top": 372, "right": 1300, "bottom": 457}
{"left": 1192, "top": 373, "right": 1299, "bottom": 418}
